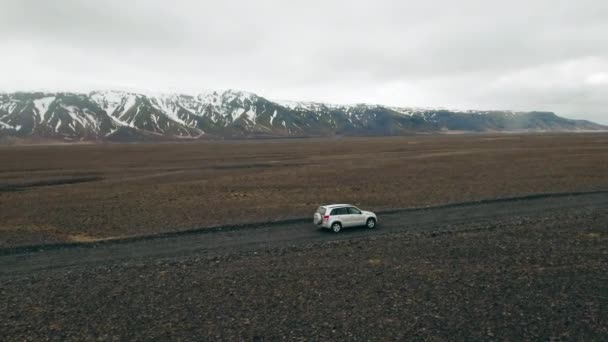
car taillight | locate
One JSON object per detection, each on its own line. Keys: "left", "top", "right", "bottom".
{"left": 323, "top": 215, "right": 330, "bottom": 221}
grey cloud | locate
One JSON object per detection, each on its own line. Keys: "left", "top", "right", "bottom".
{"left": 0, "top": 1, "right": 172, "bottom": 46}
{"left": 0, "top": 0, "right": 606, "bottom": 123}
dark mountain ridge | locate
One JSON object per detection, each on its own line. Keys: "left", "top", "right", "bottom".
{"left": 0, "top": 90, "right": 604, "bottom": 142}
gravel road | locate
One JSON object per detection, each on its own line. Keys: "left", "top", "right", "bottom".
{"left": 1, "top": 191, "right": 607, "bottom": 276}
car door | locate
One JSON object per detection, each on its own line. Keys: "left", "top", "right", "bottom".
{"left": 332, "top": 207, "right": 350, "bottom": 227}
{"left": 347, "top": 207, "right": 365, "bottom": 226}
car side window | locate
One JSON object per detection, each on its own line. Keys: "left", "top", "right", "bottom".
{"left": 331, "top": 208, "right": 347, "bottom": 215}
{"left": 347, "top": 207, "right": 361, "bottom": 215}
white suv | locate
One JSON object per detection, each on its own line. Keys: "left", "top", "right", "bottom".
{"left": 313, "top": 204, "right": 378, "bottom": 233}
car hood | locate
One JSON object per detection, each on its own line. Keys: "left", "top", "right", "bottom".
{"left": 362, "top": 210, "right": 375, "bottom": 217}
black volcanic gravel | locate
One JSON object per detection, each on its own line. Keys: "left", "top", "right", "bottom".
{"left": 1, "top": 208, "right": 607, "bottom": 341}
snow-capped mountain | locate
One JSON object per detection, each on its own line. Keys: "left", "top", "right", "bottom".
{"left": 0, "top": 90, "right": 605, "bottom": 142}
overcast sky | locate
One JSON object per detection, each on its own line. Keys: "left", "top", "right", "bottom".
{"left": 1, "top": 0, "right": 607, "bottom": 123}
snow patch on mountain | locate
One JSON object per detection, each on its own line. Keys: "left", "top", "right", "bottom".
{"left": 118, "top": 95, "right": 137, "bottom": 122}
{"left": 90, "top": 90, "right": 130, "bottom": 116}
{"left": 63, "top": 105, "right": 81, "bottom": 123}
{"left": 109, "top": 114, "right": 132, "bottom": 128}
{"left": 33, "top": 96, "right": 55, "bottom": 121}
{"left": 0, "top": 121, "right": 12, "bottom": 129}
{"left": 276, "top": 100, "right": 348, "bottom": 111}
{"left": 270, "top": 109, "right": 277, "bottom": 125}
{"left": 0, "top": 101, "right": 18, "bottom": 115}
{"left": 150, "top": 95, "right": 186, "bottom": 125}
{"left": 245, "top": 106, "right": 256, "bottom": 122}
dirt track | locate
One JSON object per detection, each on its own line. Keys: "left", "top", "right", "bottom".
{"left": 2, "top": 191, "right": 606, "bottom": 275}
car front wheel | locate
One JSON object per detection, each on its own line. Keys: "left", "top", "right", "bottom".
{"left": 366, "top": 218, "right": 376, "bottom": 229}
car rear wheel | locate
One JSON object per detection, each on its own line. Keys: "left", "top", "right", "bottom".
{"left": 366, "top": 218, "right": 376, "bottom": 229}
{"left": 331, "top": 222, "right": 342, "bottom": 233}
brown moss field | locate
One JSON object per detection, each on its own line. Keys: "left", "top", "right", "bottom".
{"left": 1, "top": 133, "right": 607, "bottom": 247}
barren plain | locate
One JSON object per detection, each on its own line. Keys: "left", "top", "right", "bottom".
{"left": 1, "top": 133, "right": 608, "bottom": 247}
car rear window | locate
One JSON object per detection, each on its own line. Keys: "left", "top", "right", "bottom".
{"left": 316, "top": 207, "right": 326, "bottom": 215}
